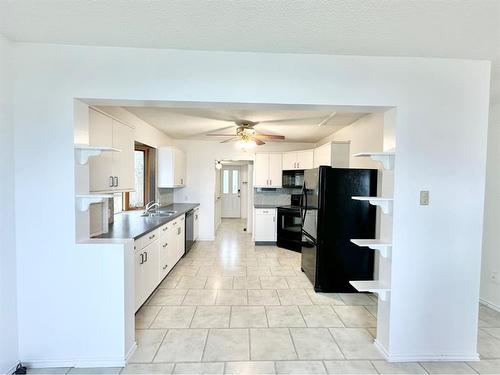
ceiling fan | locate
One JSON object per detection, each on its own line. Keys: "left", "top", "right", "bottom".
{"left": 205, "top": 120, "right": 285, "bottom": 148}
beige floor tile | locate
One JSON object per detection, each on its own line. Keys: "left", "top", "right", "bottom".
{"left": 68, "top": 369, "right": 121, "bottom": 374}
{"left": 275, "top": 361, "right": 326, "bottom": 374}
{"left": 250, "top": 328, "right": 297, "bottom": 360}
{"left": 205, "top": 277, "right": 234, "bottom": 290}
{"left": 299, "top": 305, "right": 343, "bottom": 328}
{"left": 203, "top": 329, "right": 250, "bottom": 361}
{"left": 478, "top": 330, "right": 500, "bottom": 358}
{"left": 173, "top": 362, "right": 224, "bottom": 374}
{"left": 324, "top": 360, "right": 377, "bottom": 374}
{"left": 197, "top": 266, "right": 223, "bottom": 277}
{"left": 159, "top": 276, "right": 180, "bottom": 289}
{"left": 247, "top": 266, "right": 272, "bottom": 276}
{"left": 329, "top": 328, "right": 383, "bottom": 359}
{"left": 182, "top": 290, "right": 218, "bottom": 306}
{"left": 333, "top": 306, "right": 377, "bottom": 328}
{"left": 150, "top": 306, "right": 196, "bottom": 328}
{"left": 216, "top": 290, "right": 248, "bottom": 305}
{"left": 27, "top": 368, "right": 71, "bottom": 374}
{"left": 277, "top": 289, "right": 312, "bottom": 305}
{"left": 190, "top": 306, "right": 230, "bottom": 328}
{"left": 306, "top": 290, "right": 344, "bottom": 306}
{"left": 223, "top": 266, "right": 247, "bottom": 277}
{"left": 266, "top": 306, "right": 306, "bottom": 328}
{"left": 234, "top": 276, "right": 262, "bottom": 290}
{"left": 148, "top": 289, "right": 188, "bottom": 306}
{"left": 135, "top": 305, "right": 162, "bottom": 329}
{"left": 154, "top": 329, "right": 208, "bottom": 363}
{"left": 224, "top": 361, "right": 275, "bottom": 374}
{"left": 120, "top": 363, "right": 174, "bottom": 374}
{"left": 367, "top": 328, "right": 377, "bottom": 338}
{"left": 270, "top": 267, "right": 297, "bottom": 277}
{"left": 479, "top": 306, "right": 500, "bottom": 328}
{"left": 290, "top": 328, "right": 343, "bottom": 360}
{"left": 286, "top": 276, "right": 313, "bottom": 289}
{"left": 483, "top": 327, "right": 500, "bottom": 340}
{"left": 365, "top": 305, "right": 377, "bottom": 318}
{"left": 371, "top": 361, "right": 426, "bottom": 374}
{"left": 468, "top": 359, "right": 500, "bottom": 374}
{"left": 248, "top": 290, "right": 280, "bottom": 305}
{"left": 230, "top": 306, "right": 268, "bottom": 328}
{"left": 338, "top": 293, "right": 376, "bottom": 306}
{"left": 176, "top": 276, "right": 208, "bottom": 289}
{"left": 260, "top": 277, "right": 289, "bottom": 289}
{"left": 129, "top": 329, "right": 166, "bottom": 363}
{"left": 420, "top": 362, "right": 477, "bottom": 374}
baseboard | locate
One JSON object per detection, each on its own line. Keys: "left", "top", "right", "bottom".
{"left": 2, "top": 361, "right": 20, "bottom": 375}
{"left": 480, "top": 298, "right": 500, "bottom": 313}
{"left": 374, "top": 340, "right": 480, "bottom": 362}
{"left": 197, "top": 235, "right": 215, "bottom": 241}
{"left": 124, "top": 342, "right": 137, "bottom": 363}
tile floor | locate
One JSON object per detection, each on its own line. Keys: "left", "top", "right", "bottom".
{"left": 29, "top": 219, "right": 500, "bottom": 374}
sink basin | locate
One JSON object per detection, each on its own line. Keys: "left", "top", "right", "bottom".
{"left": 141, "top": 211, "right": 177, "bottom": 218}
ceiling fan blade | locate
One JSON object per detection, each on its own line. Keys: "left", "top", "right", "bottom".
{"left": 220, "top": 137, "right": 239, "bottom": 143}
{"left": 254, "top": 134, "right": 285, "bottom": 140}
{"left": 251, "top": 137, "right": 265, "bottom": 146}
{"left": 206, "top": 133, "right": 236, "bottom": 136}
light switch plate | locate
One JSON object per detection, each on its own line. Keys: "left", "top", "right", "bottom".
{"left": 420, "top": 190, "right": 429, "bottom": 205}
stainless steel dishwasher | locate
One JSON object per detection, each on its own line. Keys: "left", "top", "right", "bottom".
{"left": 185, "top": 209, "right": 195, "bottom": 253}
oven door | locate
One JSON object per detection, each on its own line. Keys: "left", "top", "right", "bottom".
{"left": 277, "top": 208, "right": 302, "bottom": 251}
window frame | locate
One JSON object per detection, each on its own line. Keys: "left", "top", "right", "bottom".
{"left": 124, "top": 143, "right": 152, "bottom": 211}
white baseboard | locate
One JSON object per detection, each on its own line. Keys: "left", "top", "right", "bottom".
{"left": 2, "top": 361, "right": 20, "bottom": 375}
{"left": 480, "top": 298, "right": 500, "bottom": 313}
{"left": 374, "top": 340, "right": 480, "bottom": 362}
{"left": 197, "top": 235, "right": 215, "bottom": 241}
{"left": 124, "top": 342, "right": 137, "bottom": 363}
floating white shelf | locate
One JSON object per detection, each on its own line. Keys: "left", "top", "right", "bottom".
{"left": 351, "top": 239, "right": 392, "bottom": 258}
{"left": 350, "top": 280, "right": 391, "bottom": 301}
{"left": 352, "top": 196, "right": 394, "bottom": 215}
{"left": 74, "top": 144, "right": 121, "bottom": 165}
{"left": 353, "top": 152, "right": 395, "bottom": 170}
{"left": 76, "top": 194, "right": 113, "bottom": 211}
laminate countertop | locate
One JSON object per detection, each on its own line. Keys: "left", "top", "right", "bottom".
{"left": 95, "top": 203, "right": 199, "bottom": 240}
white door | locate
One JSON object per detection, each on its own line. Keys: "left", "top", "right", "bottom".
{"left": 221, "top": 167, "right": 241, "bottom": 218}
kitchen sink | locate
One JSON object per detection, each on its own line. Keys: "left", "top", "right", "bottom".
{"left": 141, "top": 210, "right": 177, "bottom": 218}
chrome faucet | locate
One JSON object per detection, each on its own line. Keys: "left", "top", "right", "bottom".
{"left": 144, "top": 201, "right": 160, "bottom": 215}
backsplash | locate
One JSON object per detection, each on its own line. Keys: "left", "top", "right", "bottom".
{"left": 254, "top": 187, "right": 302, "bottom": 206}
{"left": 158, "top": 188, "right": 174, "bottom": 207}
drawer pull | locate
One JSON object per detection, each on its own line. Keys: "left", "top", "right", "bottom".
{"left": 163, "top": 243, "right": 168, "bottom": 248}
{"left": 149, "top": 234, "right": 155, "bottom": 240}
{"left": 163, "top": 227, "right": 168, "bottom": 232}
{"left": 162, "top": 264, "right": 168, "bottom": 270}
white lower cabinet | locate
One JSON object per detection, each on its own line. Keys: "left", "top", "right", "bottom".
{"left": 194, "top": 207, "right": 200, "bottom": 240}
{"left": 135, "top": 214, "right": 186, "bottom": 312}
{"left": 254, "top": 208, "right": 277, "bottom": 242}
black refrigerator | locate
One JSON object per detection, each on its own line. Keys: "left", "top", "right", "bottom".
{"left": 300, "top": 167, "right": 378, "bottom": 293}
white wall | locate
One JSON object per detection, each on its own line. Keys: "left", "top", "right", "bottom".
{"left": 0, "top": 34, "right": 19, "bottom": 374}
{"left": 173, "top": 140, "right": 315, "bottom": 240}
{"left": 481, "top": 102, "right": 500, "bottom": 310}
{"left": 10, "top": 43, "right": 490, "bottom": 364}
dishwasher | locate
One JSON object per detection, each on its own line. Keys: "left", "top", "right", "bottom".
{"left": 185, "top": 209, "right": 195, "bottom": 253}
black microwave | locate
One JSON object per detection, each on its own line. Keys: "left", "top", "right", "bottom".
{"left": 282, "top": 170, "right": 304, "bottom": 188}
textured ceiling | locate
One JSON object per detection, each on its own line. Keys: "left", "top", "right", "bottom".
{"left": 1, "top": 1, "right": 499, "bottom": 101}
{"left": 111, "top": 104, "right": 369, "bottom": 143}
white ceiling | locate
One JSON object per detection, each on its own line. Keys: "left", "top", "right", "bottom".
{"left": 115, "top": 104, "right": 370, "bottom": 143}
{"left": 1, "top": 1, "right": 499, "bottom": 101}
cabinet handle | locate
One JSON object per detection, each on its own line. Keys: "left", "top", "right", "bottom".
{"left": 195, "top": 215, "right": 198, "bottom": 220}
{"left": 163, "top": 226, "right": 168, "bottom": 232}
{"left": 181, "top": 178, "right": 183, "bottom": 185}
{"left": 115, "top": 176, "right": 119, "bottom": 187}
{"left": 273, "top": 216, "right": 276, "bottom": 222}
{"left": 149, "top": 234, "right": 155, "bottom": 240}
{"left": 140, "top": 253, "right": 144, "bottom": 265}
{"left": 177, "top": 227, "right": 181, "bottom": 235}
{"left": 297, "top": 162, "right": 300, "bottom": 168}
{"left": 163, "top": 243, "right": 168, "bottom": 248}
{"left": 270, "top": 179, "right": 272, "bottom": 186}
{"left": 163, "top": 264, "right": 168, "bottom": 270}
{"left": 109, "top": 176, "right": 114, "bottom": 187}
{"left": 144, "top": 251, "right": 148, "bottom": 262}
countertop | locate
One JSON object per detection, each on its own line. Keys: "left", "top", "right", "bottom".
{"left": 96, "top": 203, "right": 199, "bottom": 240}
{"left": 254, "top": 204, "right": 281, "bottom": 209}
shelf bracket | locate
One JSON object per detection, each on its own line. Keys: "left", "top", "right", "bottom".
{"left": 76, "top": 195, "right": 112, "bottom": 212}
{"left": 350, "top": 240, "right": 392, "bottom": 258}
{"left": 353, "top": 152, "right": 395, "bottom": 170}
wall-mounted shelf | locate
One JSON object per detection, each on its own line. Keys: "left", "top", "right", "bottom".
{"left": 76, "top": 194, "right": 113, "bottom": 211}
{"left": 350, "top": 280, "right": 390, "bottom": 301}
{"left": 353, "top": 152, "right": 395, "bottom": 170}
{"left": 351, "top": 239, "right": 392, "bottom": 258}
{"left": 352, "top": 196, "right": 394, "bottom": 215}
{"left": 74, "top": 144, "right": 121, "bottom": 165}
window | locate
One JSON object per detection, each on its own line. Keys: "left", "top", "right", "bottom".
{"left": 122, "top": 143, "right": 155, "bottom": 211}
{"left": 223, "top": 170, "right": 229, "bottom": 194}
{"left": 232, "top": 169, "right": 239, "bottom": 194}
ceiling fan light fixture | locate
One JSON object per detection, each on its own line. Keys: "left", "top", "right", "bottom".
{"left": 236, "top": 139, "right": 257, "bottom": 150}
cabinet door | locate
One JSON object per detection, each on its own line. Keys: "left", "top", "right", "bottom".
{"left": 89, "top": 109, "right": 114, "bottom": 192}
{"left": 268, "top": 153, "right": 283, "bottom": 188}
{"left": 254, "top": 153, "right": 269, "bottom": 187}
{"left": 254, "top": 211, "right": 277, "bottom": 241}
{"left": 134, "top": 248, "right": 146, "bottom": 312}
{"left": 314, "top": 144, "right": 331, "bottom": 168}
{"left": 174, "top": 149, "right": 186, "bottom": 186}
{"left": 282, "top": 152, "right": 297, "bottom": 170}
{"left": 112, "top": 120, "right": 134, "bottom": 191}
{"left": 297, "top": 150, "right": 314, "bottom": 170}
{"left": 142, "top": 240, "right": 160, "bottom": 298}
{"left": 194, "top": 208, "right": 199, "bottom": 240}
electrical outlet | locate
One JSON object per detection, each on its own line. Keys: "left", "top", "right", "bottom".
{"left": 420, "top": 191, "right": 429, "bottom": 205}
{"left": 492, "top": 271, "right": 499, "bottom": 285}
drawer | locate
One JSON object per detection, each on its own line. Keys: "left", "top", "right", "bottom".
{"left": 255, "top": 208, "right": 276, "bottom": 215}
{"left": 159, "top": 222, "right": 171, "bottom": 237}
{"left": 135, "top": 229, "right": 159, "bottom": 251}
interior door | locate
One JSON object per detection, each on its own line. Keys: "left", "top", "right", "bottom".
{"left": 221, "top": 166, "right": 241, "bottom": 218}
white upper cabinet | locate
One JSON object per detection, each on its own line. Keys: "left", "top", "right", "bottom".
{"left": 254, "top": 153, "right": 282, "bottom": 188}
{"left": 313, "top": 142, "right": 350, "bottom": 168}
{"left": 158, "top": 147, "right": 186, "bottom": 188}
{"left": 89, "top": 108, "right": 134, "bottom": 192}
{"left": 283, "top": 150, "right": 314, "bottom": 170}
